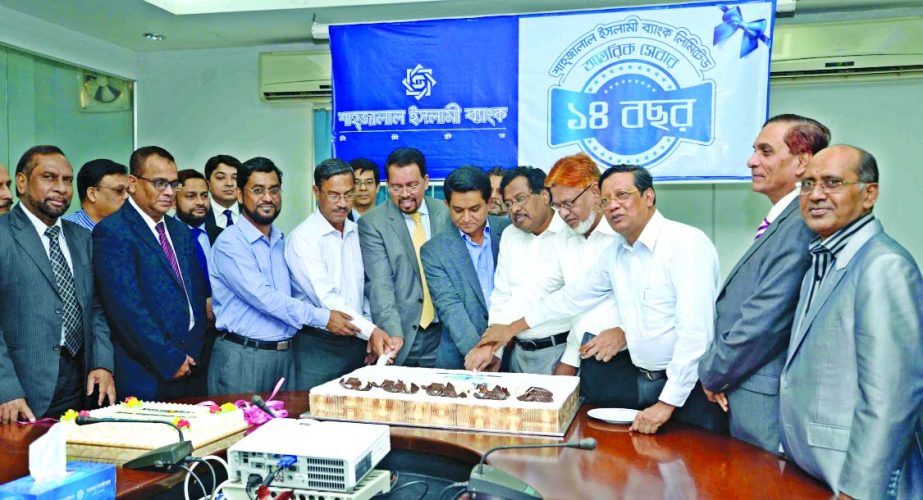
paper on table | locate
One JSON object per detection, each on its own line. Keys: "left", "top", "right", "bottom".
{"left": 29, "top": 422, "right": 68, "bottom": 481}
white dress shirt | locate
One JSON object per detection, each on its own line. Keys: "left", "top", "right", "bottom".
{"left": 129, "top": 197, "right": 194, "bottom": 331}
{"left": 553, "top": 215, "right": 622, "bottom": 368}
{"left": 525, "top": 210, "right": 719, "bottom": 407}
{"left": 286, "top": 210, "right": 376, "bottom": 340}
{"left": 489, "top": 215, "right": 571, "bottom": 340}
{"left": 23, "top": 206, "right": 74, "bottom": 345}
{"left": 766, "top": 188, "right": 799, "bottom": 224}
{"left": 210, "top": 199, "right": 239, "bottom": 229}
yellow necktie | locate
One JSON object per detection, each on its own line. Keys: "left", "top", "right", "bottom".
{"left": 410, "top": 211, "right": 435, "bottom": 329}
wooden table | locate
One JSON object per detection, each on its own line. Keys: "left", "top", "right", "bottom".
{"left": 0, "top": 391, "right": 833, "bottom": 499}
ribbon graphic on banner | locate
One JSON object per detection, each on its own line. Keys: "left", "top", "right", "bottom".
{"left": 713, "top": 5, "right": 770, "bottom": 57}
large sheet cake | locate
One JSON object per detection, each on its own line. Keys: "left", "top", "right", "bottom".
{"left": 309, "top": 366, "right": 581, "bottom": 437}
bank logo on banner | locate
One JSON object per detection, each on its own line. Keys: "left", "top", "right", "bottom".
{"left": 548, "top": 16, "right": 718, "bottom": 167}
{"left": 403, "top": 64, "right": 437, "bottom": 100}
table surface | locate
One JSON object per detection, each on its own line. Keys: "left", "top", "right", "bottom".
{"left": 0, "top": 391, "right": 833, "bottom": 499}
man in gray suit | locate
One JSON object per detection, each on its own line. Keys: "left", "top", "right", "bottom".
{"left": 698, "top": 114, "right": 829, "bottom": 453}
{"left": 359, "top": 147, "right": 452, "bottom": 366}
{"left": 0, "top": 146, "right": 115, "bottom": 424}
{"left": 421, "top": 166, "right": 510, "bottom": 370}
{"left": 781, "top": 145, "right": 922, "bottom": 499}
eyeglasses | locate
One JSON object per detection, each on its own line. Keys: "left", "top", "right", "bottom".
{"left": 322, "top": 191, "right": 356, "bottom": 202}
{"left": 355, "top": 179, "right": 379, "bottom": 189}
{"left": 796, "top": 178, "right": 864, "bottom": 196}
{"left": 246, "top": 186, "right": 283, "bottom": 197}
{"left": 502, "top": 193, "right": 536, "bottom": 211}
{"left": 550, "top": 183, "right": 593, "bottom": 211}
{"left": 387, "top": 182, "right": 423, "bottom": 195}
{"left": 599, "top": 189, "right": 639, "bottom": 207}
{"left": 136, "top": 176, "right": 182, "bottom": 192}
{"left": 95, "top": 185, "right": 128, "bottom": 196}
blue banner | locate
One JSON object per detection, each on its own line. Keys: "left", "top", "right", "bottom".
{"left": 331, "top": 1, "right": 773, "bottom": 181}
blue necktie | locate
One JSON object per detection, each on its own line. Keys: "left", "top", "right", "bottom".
{"left": 223, "top": 209, "right": 234, "bottom": 227}
{"left": 190, "top": 227, "right": 210, "bottom": 292}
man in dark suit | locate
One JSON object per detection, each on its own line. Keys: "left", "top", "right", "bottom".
{"left": 698, "top": 114, "right": 829, "bottom": 453}
{"left": 203, "top": 154, "right": 242, "bottom": 233}
{"left": 94, "top": 146, "right": 209, "bottom": 400}
{"left": 782, "top": 145, "right": 922, "bottom": 499}
{"left": 358, "top": 147, "right": 452, "bottom": 367}
{"left": 0, "top": 145, "right": 115, "bottom": 423}
{"left": 421, "top": 166, "right": 509, "bottom": 370}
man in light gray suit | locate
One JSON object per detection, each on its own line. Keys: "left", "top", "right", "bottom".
{"left": 0, "top": 146, "right": 115, "bottom": 424}
{"left": 698, "top": 114, "right": 829, "bottom": 453}
{"left": 358, "top": 147, "right": 452, "bottom": 366}
{"left": 421, "top": 166, "right": 510, "bottom": 370}
{"left": 781, "top": 145, "right": 922, "bottom": 499}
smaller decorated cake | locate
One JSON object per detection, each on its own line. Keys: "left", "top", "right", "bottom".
{"left": 63, "top": 398, "right": 248, "bottom": 464}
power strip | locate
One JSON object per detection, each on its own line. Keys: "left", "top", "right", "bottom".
{"left": 220, "top": 469, "right": 391, "bottom": 500}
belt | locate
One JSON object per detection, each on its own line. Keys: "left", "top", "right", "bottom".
{"left": 219, "top": 331, "right": 291, "bottom": 351}
{"left": 638, "top": 367, "right": 667, "bottom": 381}
{"left": 513, "top": 332, "right": 569, "bottom": 351}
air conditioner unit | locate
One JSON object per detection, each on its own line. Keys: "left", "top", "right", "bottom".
{"left": 770, "top": 17, "right": 923, "bottom": 81}
{"left": 259, "top": 51, "right": 331, "bottom": 102}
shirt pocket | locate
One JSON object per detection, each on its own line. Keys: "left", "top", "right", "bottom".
{"left": 641, "top": 285, "right": 675, "bottom": 336}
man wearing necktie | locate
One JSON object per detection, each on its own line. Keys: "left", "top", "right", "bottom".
{"left": 359, "top": 147, "right": 452, "bottom": 367}
{"left": 780, "top": 145, "right": 922, "bottom": 499}
{"left": 0, "top": 146, "right": 115, "bottom": 424}
{"left": 203, "top": 154, "right": 242, "bottom": 231}
{"left": 94, "top": 146, "right": 209, "bottom": 400}
{"left": 698, "top": 114, "right": 829, "bottom": 453}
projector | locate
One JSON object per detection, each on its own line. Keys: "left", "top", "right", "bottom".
{"left": 227, "top": 418, "right": 390, "bottom": 492}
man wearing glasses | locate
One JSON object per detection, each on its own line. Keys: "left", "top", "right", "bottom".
{"left": 94, "top": 146, "right": 209, "bottom": 400}
{"left": 286, "top": 158, "right": 399, "bottom": 390}
{"left": 359, "top": 147, "right": 452, "bottom": 367}
{"left": 698, "top": 114, "right": 827, "bottom": 453}
{"left": 477, "top": 165, "right": 726, "bottom": 435}
{"left": 348, "top": 157, "right": 381, "bottom": 220}
{"left": 544, "top": 153, "right": 636, "bottom": 406}
{"left": 780, "top": 145, "right": 922, "bottom": 499}
{"left": 62, "top": 159, "right": 130, "bottom": 232}
{"left": 464, "top": 166, "right": 569, "bottom": 374}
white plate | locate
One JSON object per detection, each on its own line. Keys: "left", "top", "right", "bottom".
{"left": 587, "top": 408, "right": 639, "bottom": 425}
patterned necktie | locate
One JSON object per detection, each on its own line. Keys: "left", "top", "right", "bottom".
{"left": 409, "top": 211, "right": 435, "bottom": 329}
{"left": 190, "top": 227, "right": 210, "bottom": 291}
{"left": 804, "top": 244, "right": 833, "bottom": 313}
{"left": 45, "top": 226, "right": 84, "bottom": 356}
{"left": 223, "top": 209, "right": 234, "bottom": 227}
{"left": 156, "top": 222, "right": 186, "bottom": 288}
{"left": 754, "top": 217, "right": 771, "bottom": 240}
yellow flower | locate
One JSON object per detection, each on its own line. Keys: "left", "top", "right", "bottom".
{"left": 123, "top": 396, "right": 142, "bottom": 408}
{"left": 60, "top": 409, "right": 78, "bottom": 421}
{"left": 220, "top": 402, "right": 237, "bottom": 413}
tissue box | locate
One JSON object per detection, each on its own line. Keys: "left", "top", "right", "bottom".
{"left": 0, "top": 462, "right": 116, "bottom": 500}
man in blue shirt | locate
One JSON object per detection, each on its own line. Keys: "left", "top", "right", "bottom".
{"left": 208, "top": 157, "right": 358, "bottom": 395}
{"left": 62, "top": 159, "right": 129, "bottom": 231}
{"left": 421, "top": 166, "right": 510, "bottom": 369}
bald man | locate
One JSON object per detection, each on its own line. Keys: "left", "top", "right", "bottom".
{"left": 0, "top": 164, "right": 12, "bottom": 215}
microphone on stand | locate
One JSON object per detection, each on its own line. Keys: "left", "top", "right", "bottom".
{"left": 74, "top": 415, "right": 193, "bottom": 470}
{"left": 251, "top": 394, "right": 277, "bottom": 418}
{"left": 468, "top": 438, "right": 597, "bottom": 500}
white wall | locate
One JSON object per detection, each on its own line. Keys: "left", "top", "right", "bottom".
{"left": 136, "top": 43, "right": 326, "bottom": 232}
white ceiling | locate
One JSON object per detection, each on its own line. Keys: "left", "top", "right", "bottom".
{"left": 0, "top": 0, "right": 922, "bottom": 52}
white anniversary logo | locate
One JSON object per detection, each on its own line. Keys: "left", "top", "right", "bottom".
{"left": 403, "top": 64, "right": 437, "bottom": 100}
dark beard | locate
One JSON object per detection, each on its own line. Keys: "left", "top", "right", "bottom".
{"left": 37, "top": 197, "right": 69, "bottom": 220}
{"left": 177, "top": 210, "right": 207, "bottom": 227}
{"left": 242, "top": 204, "right": 279, "bottom": 226}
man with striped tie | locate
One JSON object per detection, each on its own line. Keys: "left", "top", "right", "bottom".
{"left": 698, "top": 114, "right": 829, "bottom": 453}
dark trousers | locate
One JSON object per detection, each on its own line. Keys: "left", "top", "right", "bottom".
{"left": 293, "top": 327, "right": 367, "bottom": 391}
{"left": 44, "top": 351, "right": 82, "bottom": 418}
{"left": 579, "top": 350, "right": 639, "bottom": 407}
{"left": 582, "top": 351, "right": 727, "bottom": 434}
{"left": 403, "top": 322, "right": 440, "bottom": 368}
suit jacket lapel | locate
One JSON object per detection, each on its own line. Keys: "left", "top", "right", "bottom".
{"left": 788, "top": 265, "right": 850, "bottom": 362}
{"left": 427, "top": 197, "right": 451, "bottom": 236}
{"left": 721, "top": 199, "right": 800, "bottom": 293}
{"left": 166, "top": 218, "right": 196, "bottom": 298}
{"left": 386, "top": 202, "right": 420, "bottom": 279}
{"left": 62, "top": 223, "right": 91, "bottom": 307}
{"left": 125, "top": 205, "right": 184, "bottom": 288}
{"left": 448, "top": 231, "right": 488, "bottom": 310}
{"left": 10, "top": 205, "right": 58, "bottom": 292}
